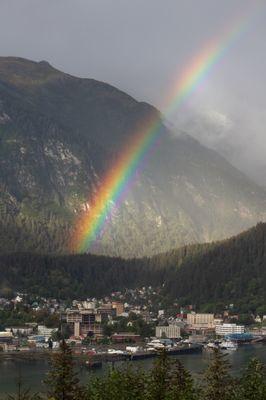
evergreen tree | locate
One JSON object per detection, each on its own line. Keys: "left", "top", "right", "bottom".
{"left": 147, "top": 349, "right": 172, "bottom": 400}
{"left": 166, "top": 359, "right": 199, "bottom": 400}
{"left": 86, "top": 366, "right": 147, "bottom": 400}
{"left": 239, "top": 358, "right": 266, "bottom": 400}
{"left": 44, "top": 340, "right": 84, "bottom": 400}
{"left": 202, "top": 348, "right": 233, "bottom": 400}
{"left": 6, "top": 375, "right": 40, "bottom": 400}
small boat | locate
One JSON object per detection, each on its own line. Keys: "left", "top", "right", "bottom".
{"left": 107, "top": 349, "right": 126, "bottom": 355}
{"left": 220, "top": 340, "right": 238, "bottom": 350}
{"left": 146, "top": 339, "right": 165, "bottom": 349}
{"left": 204, "top": 342, "right": 219, "bottom": 350}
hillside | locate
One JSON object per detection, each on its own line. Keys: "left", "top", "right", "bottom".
{"left": 1, "top": 57, "right": 266, "bottom": 256}
{"left": 165, "top": 223, "right": 266, "bottom": 313}
{"left": 0, "top": 224, "right": 265, "bottom": 313}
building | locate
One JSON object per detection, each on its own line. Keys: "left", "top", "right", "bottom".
{"left": 66, "top": 309, "right": 103, "bottom": 338}
{"left": 215, "top": 323, "right": 245, "bottom": 336}
{"left": 112, "top": 301, "right": 124, "bottom": 316}
{"left": 111, "top": 332, "right": 141, "bottom": 343}
{"left": 156, "top": 325, "right": 181, "bottom": 339}
{"left": 0, "top": 331, "right": 13, "bottom": 345}
{"left": 6, "top": 326, "right": 33, "bottom": 336}
{"left": 187, "top": 313, "right": 214, "bottom": 329}
{"left": 37, "top": 325, "right": 57, "bottom": 340}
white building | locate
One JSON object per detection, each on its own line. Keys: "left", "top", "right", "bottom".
{"left": 37, "top": 325, "right": 57, "bottom": 340}
{"left": 156, "top": 325, "right": 181, "bottom": 339}
{"left": 215, "top": 323, "right": 245, "bottom": 336}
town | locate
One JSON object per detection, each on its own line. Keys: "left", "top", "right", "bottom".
{"left": 0, "top": 286, "right": 265, "bottom": 363}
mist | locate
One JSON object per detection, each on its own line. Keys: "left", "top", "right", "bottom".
{"left": 0, "top": 0, "right": 265, "bottom": 184}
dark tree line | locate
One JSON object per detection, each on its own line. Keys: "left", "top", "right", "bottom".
{"left": 0, "top": 223, "right": 265, "bottom": 313}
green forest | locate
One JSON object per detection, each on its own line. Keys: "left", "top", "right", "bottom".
{"left": 0, "top": 223, "right": 265, "bottom": 313}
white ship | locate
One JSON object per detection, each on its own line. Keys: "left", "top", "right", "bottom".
{"left": 220, "top": 340, "right": 238, "bottom": 350}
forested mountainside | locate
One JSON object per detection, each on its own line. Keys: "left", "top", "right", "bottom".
{"left": 0, "top": 224, "right": 265, "bottom": 313}
{"left": 1, "top": 57, "right": 266, "bottom": 257}
{"left": 164, "top": 223, "right": 266, "bottom": 313}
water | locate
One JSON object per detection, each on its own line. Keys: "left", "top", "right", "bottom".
{"left": 0, "top": 344, "right": 265, "bottom": 396}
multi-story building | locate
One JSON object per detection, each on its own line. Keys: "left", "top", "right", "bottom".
{"left": 187, "top": 313, "right": 214, "bottom": 329}
{"left": 111, "top": 301, "right": 124, "bottom": 316}
{"left": 156, "top": 325, "right": 181, "bottom": 339}
{"left": 215, "top": 323, "right": 245, "bottom": 336}
{"left": 6, "top": 326, "right": 33, "bottom": 336}
{"left": 37, "top": 325, "right": 57, "bottom": 340}
{"left": 66, "top": 307, "right": 110, "bottom": 338}
{"left": 0, "top": 331, "right": 13, "bottom": 345}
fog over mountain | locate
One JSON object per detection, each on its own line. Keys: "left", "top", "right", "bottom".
{"left": 175, "top": 97, "right": 266, "bottom": 187}
{"left": 0, "top": 0, "right": 265, "bottom": 186}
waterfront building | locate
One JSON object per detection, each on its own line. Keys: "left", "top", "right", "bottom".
{"left": 37, "top": 325, "right": 57, "bottom": 339}
{"left": 0, "top": 331, "right": 13, "bottom": 345}
{"left": 215, "top": 323, "right": 245, "bottom": 336}
{"left": 111, "top": 332, "right": 141, "bottom": 343}
{"left": 187, "top": 312, "right": 214, "bottom": 328}
{"left": 156, "top": 325, "right": 181, "bottom": 339}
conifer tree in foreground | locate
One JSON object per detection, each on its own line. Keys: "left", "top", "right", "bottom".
{"left": 44, "top": 340, "right": 84, "bottom": 400}
{"left": 202, "top": 348, "right": 233, "bottom": 400}
{"left": 239, "top": 358, "right": 266, "bottom": 400}
{"left": 166, "top": 359, "right": 199, "bottom": 400}
{"left": 87, "top": 366, "right": 147, "bottom": 400}
{"left": 6, "top": 373, "right": 41, "bottom": 400}
{"left": 147, "top": 349, "right": 172, "bottom": 400}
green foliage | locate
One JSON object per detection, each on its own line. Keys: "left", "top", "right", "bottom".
{"left": 5, "top": 376, "right": 41, "bottom": 400}
{"left": 164, "top": 223, "right": 266, "bottom": 313}
{"left": 147, "top": 350, "right": 172, "bottom": 400}
{"left": 239, "top": 358, "right": 266, "bottom": 400}
{"left": 0, "top": 223, "right": 266, "bottom": 313}
{"left": 202, "top": 348, "right": 233, "bottom": 400}
{"left": 166, "top": 359, "right": 198, "bottom": 400}
{"left": 87, "top": 366, "right": 147, "bottom": 400}
{"left": 44, "top": 340, "right": 84, "bottom": 400}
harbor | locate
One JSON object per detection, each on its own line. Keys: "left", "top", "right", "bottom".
{"left": 0, "top": 343, "right": 265, "bottom": 395}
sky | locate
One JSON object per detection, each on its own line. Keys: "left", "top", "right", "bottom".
{"left": 0, "top": 0, "right": 266, "bottom": 184}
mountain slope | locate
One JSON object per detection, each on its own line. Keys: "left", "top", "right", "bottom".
{"left": 0, "top": 224, "right": 265, "bottom": 313}
{"left": 165, "top": 223, "right": 266, "bottom": 312}
{"left": 0, "top": 57, "right": 266, "bottom": 257}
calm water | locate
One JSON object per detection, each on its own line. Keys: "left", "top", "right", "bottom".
{"left": 0, "top": 344, "right": 265, "bottom": 396}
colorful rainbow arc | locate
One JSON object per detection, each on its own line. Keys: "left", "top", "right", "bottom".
{"left": 71, "top": 7, "right": 257, "bottom": 253}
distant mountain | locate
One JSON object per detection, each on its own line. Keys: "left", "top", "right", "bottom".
{"left": 0, "top": 57, "right": 266, "bottom": 257}
{"left": 0, "top": 224, "right": 265, "bottom": 313}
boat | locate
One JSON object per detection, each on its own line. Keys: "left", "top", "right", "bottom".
{"left": 146, "top": 339, "right": 165, "bottom": 349}
{"left": 107, "top": 349, "right": 126, "bottom": 355}
{"left": 219, "top": 340, "right": 238, "bottom": 350}
{"left": 204, "top": 342, "right": 219, "bottom": 350}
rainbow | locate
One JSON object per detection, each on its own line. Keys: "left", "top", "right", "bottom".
{"left": 71, "top": 7, "right": 257, "bottom": 253}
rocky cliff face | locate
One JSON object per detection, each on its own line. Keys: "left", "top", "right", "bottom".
{"left": 0, "top": 57, "right": 266, "bottom": 257}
